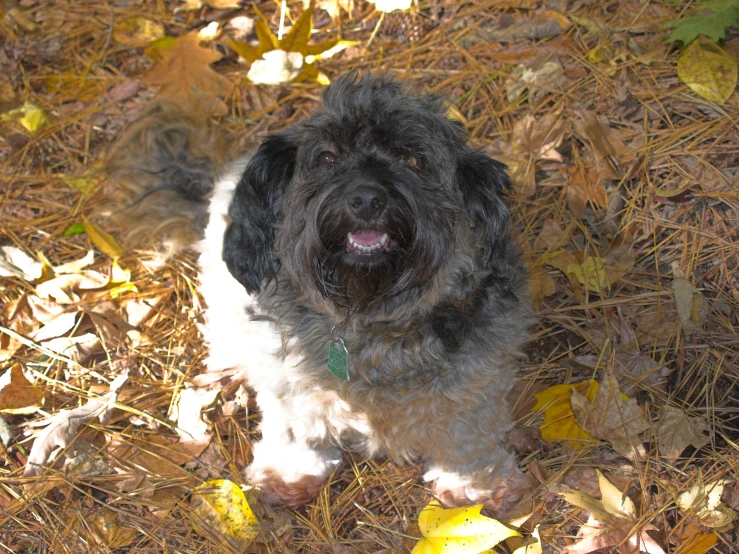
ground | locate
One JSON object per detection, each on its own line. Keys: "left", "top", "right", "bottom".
{"left": 1, "top": 0, "right": 738, "bottom": 552}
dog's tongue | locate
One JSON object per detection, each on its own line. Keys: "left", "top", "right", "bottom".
{"left": 350, "top": 230, "right": 384, "bottom": 245}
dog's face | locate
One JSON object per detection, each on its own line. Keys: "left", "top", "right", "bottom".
{"left": 224, "top": 74, "right": 511, "bottom": 315}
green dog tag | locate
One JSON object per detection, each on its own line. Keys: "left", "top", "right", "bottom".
{"left": 327, "top": 339, "right": 349, "bottom": 380}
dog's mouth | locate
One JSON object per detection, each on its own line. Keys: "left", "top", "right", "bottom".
{"left": 345, "top": 229, "right": 397, "bottom": 256}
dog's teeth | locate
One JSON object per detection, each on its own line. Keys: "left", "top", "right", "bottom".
{"left": 380, "top": 233, "right": 388, "bottom": 246}
{"left": 348, "top": 232, "right": 354, "bottom": 245}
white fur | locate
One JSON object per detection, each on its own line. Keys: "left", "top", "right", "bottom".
{"left": 198, "top": 159, "right": 355, "bottom": 485}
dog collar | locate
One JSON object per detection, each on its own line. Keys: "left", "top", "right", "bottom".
{"left": 327, "top": 327, "right": 349, "bottom": 381}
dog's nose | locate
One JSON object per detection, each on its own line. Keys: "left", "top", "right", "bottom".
{"left": 347, "top": 184, "right": 387, "bottom": 220}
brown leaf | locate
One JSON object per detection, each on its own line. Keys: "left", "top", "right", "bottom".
{"left": 571, "top": 372, "right": 649, "bottom": 460}
{"left": 482, "top": 10, "right": 571, "bottom": 43}
{"left": 0, "top": 363, "right": 44, "bottom": 414}
{"left": 143, "top": 33, "right": 233, "bottom": 117}
{"left": 671, "top": 263, "right": 706, "bottom": 335}
{"left": 654, "top": 405, "right": 711, "bottom": 461}
{"left": 24, "top": 371, "right": 129, "bottom": 477}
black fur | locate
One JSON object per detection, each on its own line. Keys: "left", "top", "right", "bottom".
{"left": 224, "top": 134, "right": 296, "bottom": 293}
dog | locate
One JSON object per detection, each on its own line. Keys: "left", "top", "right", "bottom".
{"left": 108, "top": 73, "right": 533, "bottom": 513}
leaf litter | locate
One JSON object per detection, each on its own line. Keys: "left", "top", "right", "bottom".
{"left": 1, "top": 0, "right": 739, "bottom": 551}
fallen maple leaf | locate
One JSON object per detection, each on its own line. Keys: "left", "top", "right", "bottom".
{"left": 24, "top": 370, "right": 129, "bottom": 477}
{"left": 143, "top": 33, "right": 233, "bottom": 116}
{"left": 571, "top": 372, "right": 649, "bottom": 460}
{"left": 191, "top": 479, "right": 261, "bottom": 550}
{"left": 654, "top": 405, "right": 711, "bottom": 461}
{"left": 531, "top": 380, "right": 600, "bottom": 449}
{"left": 229, "top": 5, "right": 356, "bottom": 85}
{"left": 412, "top": 500, "right": 520, "bottom": 553}
{"left": 559, "top": 471, "right": 666, "bottom": 554}
{"left": 0, "top": 363, "right": 44, "bottom": 414}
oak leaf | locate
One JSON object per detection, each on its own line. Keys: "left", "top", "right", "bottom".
{"left": 675, "top": 474, "right": 737, "bottom": 529}
{"left": 143, "top": 33, "right": 232, "bottom": 116}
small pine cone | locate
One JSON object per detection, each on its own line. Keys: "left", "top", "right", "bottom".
{"left": 381, "top": 10, "right": 428, "bottom": 44}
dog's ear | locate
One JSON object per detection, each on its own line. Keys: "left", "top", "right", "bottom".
{"left": 224, "top": 134, "right": 296, "bottom": 293}
{"left": 456, "top": 149, "right": 511, "bottom": 271}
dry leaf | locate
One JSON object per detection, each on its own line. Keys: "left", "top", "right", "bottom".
{"left": 0, "top": 363, "right": 44, "bottom": 414}
{"left": 674, "top": 521, "right": 717, "bottom": 554}
{"left": 676, "top": 474, "right": 737, "bottom": 529}
{"left": 677, "top": 38, "right": 738, "bottom": 105}
{"left": 571, "top": 372, "right": 649, "bottom": 460}
{"left": 177, "top": 0, "right": 241, "bottom": 11}
{"left": 483, "top": 10, "right": 571, "bottom": 43}
{"left": 170, "top": 387, "right": 218, "bottom": 457}
{"left": 112, "top": 17, "right": 165, "bottom": 46}
{"left": 190, "top": 480, "right": 260, "bottom": 549}
{"left": 671, "top": 262, "right": 706, "bottom": 335}
{"left": 24, "top": 371, "right": 129, "bottom": 477}
{"left": 526, "top": 266, "right": 556, "bottom": 309}
{"left": 1, "top": 101, "right": 49, "bottom": 133}
{"left": 143, "top": 33, "right": 232, "bottom": 116}
{"left": 531, "top": 380, "right": 600, "bottom": 449}
{"left": 654, "top": 405, "right": 711, "bottom": 461}
{"left": 82, "top": 217, "right": 124, "bottom": 260}
{"left": 231, "top": 5, "right": 355, "bottom": 85}
{"left": 88, "top": 510, "right": 137, "bottom": 549}
{"left": 412, "top": 500, "right": 521, "bottom": 553}
{"left": 559, "top": 471, "right": 666, "bottom": 554}
{"left": 0, "top": 246, "right": 44, "bottom": 280}
{"left": 309, "top": 0, "right": 355, "bottom": 18}
{"left": 505, "top": 60, "right": 570, "bottom": 104}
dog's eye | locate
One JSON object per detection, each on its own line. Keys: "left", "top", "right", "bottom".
{"left": 408, "top": 155, "right": 423, "bottom": 170}
{"left": 319, "top": 151, "right": 337, "bottom": 165}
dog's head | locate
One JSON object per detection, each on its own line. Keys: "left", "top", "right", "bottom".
{"left": 224, "top": 73, "right": 512, "bottom": 314}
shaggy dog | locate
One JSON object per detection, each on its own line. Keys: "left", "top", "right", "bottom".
{"left": 109, "top": 73, "right": 533, "bottom": 513}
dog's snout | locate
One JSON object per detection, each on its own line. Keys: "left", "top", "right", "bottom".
{"left": 347, "top": 184, "right": 387, "bottom": 220}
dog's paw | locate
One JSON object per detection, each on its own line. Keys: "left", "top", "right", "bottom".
{"left": 426, "top": 468, "right": 535, "bottom": 518}
{"left": 251, "top": 468, "right": 325, "bottom": 506}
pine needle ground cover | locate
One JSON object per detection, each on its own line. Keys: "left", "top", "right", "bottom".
{"left": 1, "top": 0, "right": 738, "bottom": 552}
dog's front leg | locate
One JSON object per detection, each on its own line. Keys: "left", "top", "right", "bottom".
{"left": 422, "top": 414, "right": 533, "bottom": 517}
{"left": 246, "top": 390, "right": 342, "bottom": 506}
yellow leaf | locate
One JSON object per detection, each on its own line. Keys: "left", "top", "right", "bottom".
{"left": 279, "top": 5, "right": 314, "bottom": 52}
{"left": 304, "top": 40, "right": 358, "bottom": 62}
{"left": 227, "top": 39, "right": 265, "bottom": 63}
{"left": 412, "top": 501, "right": 520, "bottom": 554}
{"left": 677, "top": 39, "right": 738, "bottom": 105}
{"left": 190, "top": 480, "right": 260, "bottom": 549}
{"left": 0, "top": 363, "right": 44, "bottom": 415}
{"left": 60, "top": 171, "right": 102, "bottom": 195}
{"left": 112, "top": 17, "right": 165, "bottom": 46}
{"left": 531, "top": 380, "right": 600, "bottom": 449}
{"left": 82, "top": 217, "right": 124, "bottom": 260}
{"left": 566, "top": 256, "right": 609, "bottom": 293}
{"left": 1, "top": 101, "right": 49, "bottom": 133}
{"left": 253, "top": 5, "right": 280, "bottom": 51}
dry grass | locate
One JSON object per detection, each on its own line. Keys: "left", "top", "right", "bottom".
{"left": 1, "top": 0, "right": 738, "bottom": 552}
